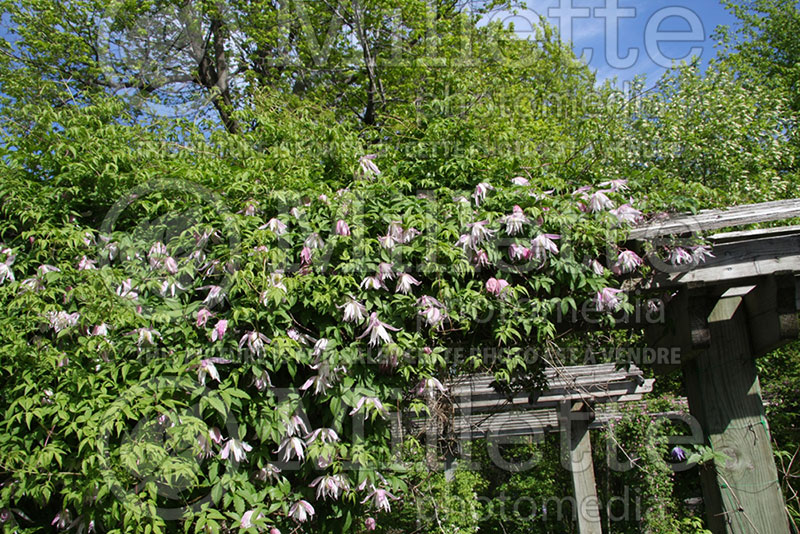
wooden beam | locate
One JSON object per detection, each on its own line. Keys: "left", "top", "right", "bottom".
{"left": 627, "top": 228, "right": 800, "bottom": 289}
{"left": 560, "top": 402, "right": 602, "bottom": 534}
{"left": 683, "top": 294, "right": 791, "bottom": 533}
{"left": 743, "top": 274, "right": 800, "bottom": 357}
{"left": 628, "top": 199, "right": 800, "bottom": 240}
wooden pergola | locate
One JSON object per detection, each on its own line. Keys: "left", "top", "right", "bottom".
{"left": 401, "top": 198, "right": 800, "bottom": 534}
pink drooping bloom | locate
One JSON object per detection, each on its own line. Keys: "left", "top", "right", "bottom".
{"left": 599, "top": 179, "right": 628, "bottom": 192}
{"left": 365, "top": 517, "right": 377, "bottom": 531}
{"left": 286, "top": 415, "right": 309, "bottom": 437}
{"left": 338, "top": 296, "right": 367, "bottom": 323}
{"left": 310, "top": 474, "right": 350, "bottom": 500}
{"left": 530, "top": 234, "right": 560, "bottom": 261}
{"left": 196, "top": 308, "right": 213, "bottom": 328}
{"left": 358, "top": 154, "right": 381, "bottom": 177}
{"left": 300, "top": 246, "right": 312, "bottom": 265}
{"left": 220, "top": 438, "right": 252, "bottom": 463}
{"left": 388, "top": 221, "right": 405, "bottom": 242}
{"left": 415, "top": 377, "right": 446, "bottom": 398}
{"left": 77, "top": 256, "right": 97, "bottom": 270}
{"left": 277, "top": 436, "right": 306, "bottom": 462}
{"left": 240, "top": 200, "right": 258, "bottom": 217}
{"left": 361, "top": 486, "right": 398, "bottom": 512}
{"left": 396, "top": 273, "right": 421, "bottom": 295}
{"left": 47, "top": 311, "right": 80, "bottom": 333}
{"left": 116, "top": 278, "right": 138, "bottom": 300}
{"left": 240, "top": 510, "right": 265, "bottom": 528}
{"left": 356, "top": 313, "right": 400, "bottom": 347}
{"left": 360, "top": 275, "right": 386, "bottom": 291}
{"left": 589, "top": 259, "right": 605, "bottom": 276}
{"left": 253, "top": 370, "right": 272, "bottom": 391}
{"left": 196, "top": 357, "right": 231, "bottom": 385}
{"left": 255, "top": 463, "right": 282, "bottom": 482}
{"left": 468, "top": 220, "right": 495, "bottom": 248}
{"left": 669, "top": 247, "right": 693, "bottom": 265}
{"left": 335, "top": 219, "right": 351, "bottom": 236}
{"left": 485, "top": 277, "right": 511, "bottom": 297}
{"left": 134, "top": 327, "right": 160, "bottom": 347}
{"left": 472, "top": 182, "right": 494, "bottom": 206}
{"left": 312, "top": 338, "right": 328, "bottom": 358}
{"left": 377, "top": 234, "right": 397, "bottom": 250}
{"left": 304, "top": 233, "right": 324, "bottom": 250}
{"left": 239, "top": 331, "right": 270, "bottom": 357}
{"left": 288, "top": 500, "right": 315, "bottom": 523}
{"left": 287, "top": 327, "right": 309, "bottom": 345}
{"left": 374, "top": 263, "right": 393, "bottom": 282}
{"left": 211, "top": 319, "right": 228, "bottom": 342}
{"left": 262, "top": 218, "right": 288, "bottom": 235}
{"left": 509, "top": 244, "right": 530, "bottom": 261}
{"left": 51, "top": 509, "right": 71, "bottom": 529}
{"left": 612, "top": 250, "right": 643, "bottom": 275}
{"left": 472, "top": 249, "right": 490, "bottom": 267}
{"left": 148, "top": 242, "right": 168, "bottom": 269}
{"left": 588, "top": 190, "right": 614, "bottom": 212}
{"left": 691, "top": 245, "right": 714, "bottom": 264}
{"left": 305, "top": 428, "right": 340, "bottom": 445}
{"left": 0, "top": 248, "right": 14, "bottom": 285}
{"left": 610, "top": 204, "right": 642, "bottom": 224}
{"left": 202, "top": 285, "right": 223, "bottom": 306}
{"left": 349, "top": 396, "right": 389, "bottom": 418}
{"left": 511, "top": 176, "right": 530, "bottom": 186}
{"left": 417, "top": 295, "right": 446, "bottom": 328}
{"left": 500, "top": 205, "right": 529, "bottom": 235}
{"left": 91, "top": 323, "right": 109, "bottom": 336}
{"left": 595, "top": 287, "right": 624, "bottom": 312}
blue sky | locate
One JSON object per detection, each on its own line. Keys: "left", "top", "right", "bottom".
{"left": 481, "top": 0, "right": 739, "bottom": 88}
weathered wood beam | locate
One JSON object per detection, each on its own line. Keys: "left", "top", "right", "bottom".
{"left": 561, "top": 402, "right": 602, "bottom": 534}
{"left": 628, "top": 199, "right": 800, "bottom": 240}
{"left": 628, "top": 227, "right": 800, "bottom": 289}
{"left": 683, "top": 293, "right": 791, "bottom": 533}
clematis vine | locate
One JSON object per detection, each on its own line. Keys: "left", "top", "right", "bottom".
{"left": 511, "top": 176, "right": 530, "bottom": 186}
{"left": 588, "top": 190, "right": 614, "bottom": 212}
{"left": 134, "top": 327, "right": 160, "bottom": 347}
{"left": 47, "top": 311, "right": 80, "bottom": 333}
{"left": 116, "top": 279, "right": 138, "bottom": 300}
{"left": 415, "top": 377, "right": 447, "bottom": 398}
{"left": 262, "top": 218, "right": 287, "bottom": 235}
{"left": 360, "top": 275, "right": 386, "bottom": 291}
{"left": 357, "top": 313, "right": 400, "bottom": 347}
{"left": 378, "top": 262, "right": 395, "bottom": 281}
{"left": 610, "top": 204, "right": 642, "bottom": 224}
{"left": 509, "top": 243, "right": 530, "bottom": 261}
{"left": 600, "top": 178, "right": 628, "bottom": 192}
{"left": 77, "top": 256, "right": 97, "bottom": 270}
{"left": 196, "top": 308, "right": 213, "bottom": 328}
{"left": 305, "top": 428, "right": 340, "bottom": 445}
{"left": 486, "top": 277, "right": 510, "bottom": 297}
{"left": 669, "top": 247, "right": 693, "bottom": 265}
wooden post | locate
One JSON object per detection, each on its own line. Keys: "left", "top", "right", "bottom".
{"left": 561, "top": 402, "right": 603, "bottom": 534}
{"left": 683, "top": 289, "right": 790, "bottom": 533}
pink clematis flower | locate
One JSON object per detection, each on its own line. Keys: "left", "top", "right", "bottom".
{"left": 305, "top": 428, "right": 340, "bottom": 445}
{"left": 286, "top": 415, "right": 309, "bottom": 436}
{"left": 599, "top": 179, "right": 628, "bottom": 192}
{"left": 356, "top": 313, "right": 400, "bottom": 347}
{"left": 277, "top": 436, "right": 306, "bottom": 462}
{"left": 473, "top": 182, "right": 494, "bottom": 206}
{"left": 530, "top": 234, "right": 560, "bottom": 261}
{"left": 240, "top": 331, "right": 270, "bottom": 356}
{"left": 262, "top": 218, "right": 288, "bottom": 235}
{"left": 396, "top": 273, "right": 421, "bottom": 295}
{"left": 335, "top": 220, "right": 351, "bottom": 236}
{"left": 196, "top": 308, "right": 214, "bottom": 328}
{"left": 358, "top": 154, "right": 381, "bottom": 177}
{"left": 509, "top": 244, "right": 530, "bottom": 261}
{"left": 595, "top": 287, "right": 624, "bottom": 312}
{"left": 310, "top": 474, "right": 350, "bottom": 500}
{"left": 500, "top": 205, "right": 529, "bottom": 235}
{"left": 610, "top": 204, "right": 642, "bottom": 224}
{"left": 415, "top": 377, "right": 447, "bottom": 398}
{"left": 360, "top": 275, "right": 386, "bottom": 291}
{"left": 116, "top": 278, "right": 138, "bottom": 300}
{"left": 361, "top": 486, "right": 398, "bottom": 512}
{"left": 241, "top": 510, "right": 265, "bottom": 528}
{"left": 588, "top": 190, "right": 614, "bottom": 212}
{"left": 378, "top": 262, "right": 395, "bottom": 281}
{"left": 365, "top": 517, "right": 377, "bottom": 531}
{"left": 511, "top": 176, "right": 530, "bottom": 186}
{"left": 612, "top": 250, "right": 643, "bottom": 274}
{"left": 288, "top": 500, "right": 315, "bottom": 523}
{"left": 485, "top": 277, "right": 510, "bottom": 297}
{"left": 201, "top": 285, "right": 223, "bottom": 306}
{"left": 77, "top": 256, "right": 97, "bottom": 270}
{"left": 210, "top": 319, "right": 228, "bottom": 342}
{"left": 196, "top": 357, "right": 231, "bottom": 385}
{"left": 669, "top": 247, "right": 693, "bottom": 265}
{"left": 589, "top": 259, "right": 605, "bottom": 275}
{"left": 468, "top": 220, "right": 495, "bottom": 248}
{"left": 300, "top": 246, "right": 312, "bottom": 265}
{"left": 349, "top": 396, "right": 389, "bottom": 418}
{"left": 338, "top": 296, "right": 367, "bottom": 323}
{"left": 691, "top": 245, "right": 714, "bottom": 264}
{"left": 47, "top": 311, "right": 80, "bottom": 332}
{"left": 220, "top": 438, "right": 252, "bottom": 463}
{"left": 134, "top": 327, "right": 160, "bottom": 347}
